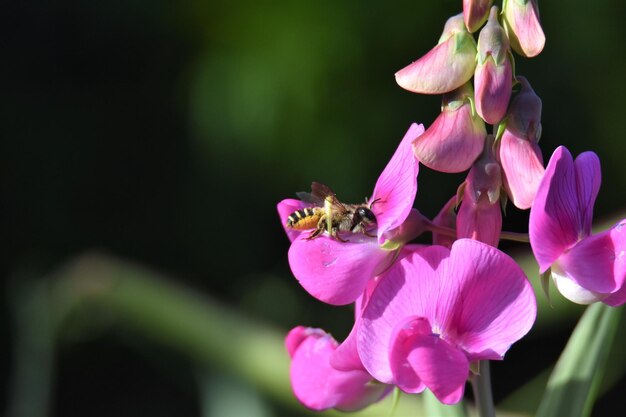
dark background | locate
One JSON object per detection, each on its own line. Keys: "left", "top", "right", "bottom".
{"left": 1, "top": 1, "right": 625, "bottom": 416}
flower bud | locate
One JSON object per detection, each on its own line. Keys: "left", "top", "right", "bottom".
{"left": 506, "top": 76, "right": 542, "bottom": 140}
{"left": 396, "top": 14, "right": 477, "bottom": 94}
{"left": 457, "top": 136, "right": 503, "bottom": 247}
{"left": 463, "top": 0, "right": 494, "bottom": 33}
{"left": 413, "top": 83, "right": 486, "bottom": 172}
{"left": 474, "top": 7, "right": 513, "bottom": 124}
{"left": 498, "top": 76, "right": 544, "bottom": 209}
{"left": 503, "top": 0, "right": 545, "bottom": 57}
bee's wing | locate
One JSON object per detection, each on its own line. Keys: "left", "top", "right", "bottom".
{"left": 296, "top": 182, "right": 348, "bottom": 213}
{"left": 311, "top": 182, "right": 350, "bottom": 214}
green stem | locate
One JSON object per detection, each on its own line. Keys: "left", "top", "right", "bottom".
{"left": 471, "top": 361, "right": 496, "bottom": 417}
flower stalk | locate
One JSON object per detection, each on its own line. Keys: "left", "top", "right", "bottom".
{"left": 471, "top": 361, "right": 496, "bottom": 417}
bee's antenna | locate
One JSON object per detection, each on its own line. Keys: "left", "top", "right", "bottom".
{"left": 368, "top": 197, "right": 382, "bottom": 208}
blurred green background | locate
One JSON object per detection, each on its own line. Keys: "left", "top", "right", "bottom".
{"left": 1, "top": 1, "right": 625, "bottom": 416}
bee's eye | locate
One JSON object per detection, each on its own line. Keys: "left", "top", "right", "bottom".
{"left": 358, "top": 207, "right": 376, "bottom": 222}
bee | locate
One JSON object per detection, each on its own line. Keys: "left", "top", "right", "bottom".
{"left": 286, "top": 182, "right": 378, "bottom": 242}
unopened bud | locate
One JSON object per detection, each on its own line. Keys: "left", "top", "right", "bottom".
{"left": 503, "top": 0, "right": 545, "bottom": 58}
{"left": 463, "top": 0, "right": 494, "bottom": 33}
{"left": 474, "top": 6, "right": 513, "bottom": 124}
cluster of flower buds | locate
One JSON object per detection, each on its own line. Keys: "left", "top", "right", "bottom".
{"left": 278, "top": 0, "right": 625, "bottom": 412}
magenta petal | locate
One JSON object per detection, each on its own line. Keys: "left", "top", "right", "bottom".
{"left": 371, "top": 123, "right": 424, "bottom": 243}
{"left": 277, "top": 199, "right": 309, "bottom": 242}
{"left": 440, "top": 240, "right": 536, "bottom": 360}
{"left": 559, "top": 221, "right": 626, "bottom": 298}
{"left": 358, "top": 246, "right": 450, "bottom": 383}
{"left": 289, "top": 329, "right": 388, "bottom": 411}
{"left": 457, "top": 195, "right": 502, "bottom": 247}
{"left": 530, "top": 147, "right": 585, "bottom": 272}
{"left": 573, "top": 151, "right": 601, "bottom": 236}
{"left": 390, "top": 318, "right": 468, "bottom": 404}
{"left": 288, "top": 235, "right": 393, "bottom": 305}
{"left": 414, "top": 103, "right": 486, "bottom": 173}
{"left": 499, "top": 130, "right": 545, "bottom": 209}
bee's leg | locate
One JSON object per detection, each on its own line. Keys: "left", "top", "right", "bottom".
{"left": 331, "top": 227, "right": 349, "bottom": 243}
{"left": 306, "top": 216, "right": 327, "bottom": 240}
{"left": 364, "top": 230, "right": 377, "bottom": 238}
{"left": 306, "top": 227, "right": 324, "bottom": 240}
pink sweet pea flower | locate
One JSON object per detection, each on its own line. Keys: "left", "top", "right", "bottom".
{"left": 474, "top": 6, "right": 513, "bottom": 125}
{"left": 277, "top": 123, "right": 426, "bottom": 305}
{"left": 503, "top": 0, "right": 545, "bottom": 58}
{"left": 396, "top": 14, "right": 477, "bottom": 95}
{"left": 286, "top": 326, "right": 390, "bottom": 411}
{"left": 498, "top": 76, "right": 545, "bottom": 209}
{"left": 413, "top": 83, "right": 486, "bottom": 173}
{"left": 357, "top": 239, "right": 536, "bottom": 404}
{"left": 529, "top": 146, "right": 626, "bottom": 305}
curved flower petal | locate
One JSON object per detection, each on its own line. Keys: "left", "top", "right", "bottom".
{"left": 277, "top": 199, "right": 310, "bottom": 242}
{"left": 288, "top": 327, "right": 389, "bottom": 411}
{"left": 556, "top": 220, "right": 626, "bottom": 305}
{"left": 503, "top": 0, "right": 545, "bottom": 58}
{"left": 463, "top": 0, "right": 493, "bottom": 33}
{"left": 372, "top": 123, "right": 424, "bottom": 243}
{"left": 288, "top": 234, "right": 394, "bottom": 305}
{"left": 457, "top": 195, "right": 502, "bottom": 247}
{"left": 331, "top": 277, "right": 384, "bottom": 372}
{"left": 573, "top": 151, "right": 601, "bottom": 236}
{"left": 390, "top": 317, "right": 468, "bottom": 404}
{"left": 358, "top": 246, "right": 450, "bottom": 383}
{"left": 499, "top": 130, "right": 545, "bottom": 209}
{"left": 439, "top": 240, "right": 536, "bottom": 360}
{"left": 396, "top": 15, "right": 477, "bottom": 94}
{"left": 530, "top": 147, "right": 587, "bottom": 272}
{"left": 414, "top": 85, "right": 486, "bottom": 173}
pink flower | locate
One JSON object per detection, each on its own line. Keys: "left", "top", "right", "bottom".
{"left": 277, "top": 123, "right": 426, "bottom": 305}
{"left": 286, "top": 326, "right": 390, "bottom": 411}
{"left": 457, "top": 136, "right": 503, "bottom": 246}
{"left": 498, "top": 76, "right": 545, "bottom": 209}
{"left": 357, "top": 239, "right": 536, "bottom": 404}
{"left": 503, "top": 0, "right": 545, "bottom": 58}
{"left": 413, "top": 83, "right": 486, "bottom": 173}
{"left": 529, "top": 146, "right": 626, "bottom": 305}
{"left": 463, "top": 0, "right": 493, "bottom": 33}
{"left": 474, "top": 6, "right": 513, "bottom": 125}
{"left": 396, "top": 14, "right": 477, "bottom": 95}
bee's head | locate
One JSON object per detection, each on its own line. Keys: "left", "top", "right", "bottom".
{"left": 356, "top": 206, "right": 376, "bottom": 224}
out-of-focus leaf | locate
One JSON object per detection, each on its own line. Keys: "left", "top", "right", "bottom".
{"left": 422, "top": 389, "right": 468, "bottom": 417}
{"left": 535, "top": 303, "right": 621, "bottom": 417}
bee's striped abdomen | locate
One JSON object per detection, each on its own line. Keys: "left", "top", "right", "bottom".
{"left": 286, "top": 207, "right": 321, "bottom": 230}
